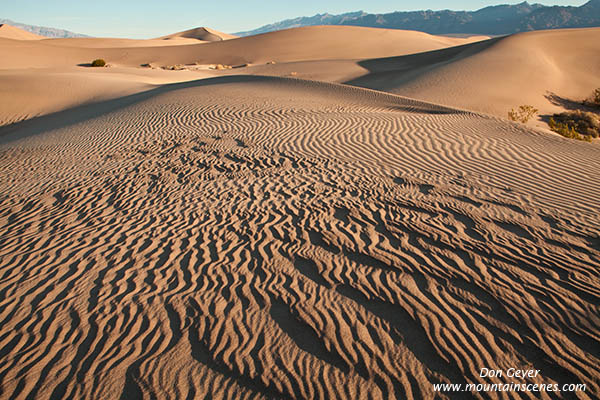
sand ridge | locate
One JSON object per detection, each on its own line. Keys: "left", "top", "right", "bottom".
{"left": 0, "top": 76, "right": 599, "bottom": 399}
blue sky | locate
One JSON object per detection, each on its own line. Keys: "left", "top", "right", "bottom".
{"left": 1, "top": 0, "right": 589, "bottom": 38}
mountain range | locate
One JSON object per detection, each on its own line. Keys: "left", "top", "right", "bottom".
{"left": 0, "top": 18, "right": 87, "bottom": 38}
{"left": 236, "top": 0, "right": 600, "bottom": 36}
{"left": 3, "top": 1, "right": 599, "bottom": 39}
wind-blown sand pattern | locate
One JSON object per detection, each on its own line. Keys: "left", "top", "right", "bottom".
{"left": 1, "top": 75, "right": 599, "bottom": 399}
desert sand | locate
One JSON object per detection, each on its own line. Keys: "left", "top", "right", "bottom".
{"left": 0, "top": 23, "right": 599, "bottom": 400}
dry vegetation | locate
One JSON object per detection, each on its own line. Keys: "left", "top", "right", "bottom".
{"left": 547, "top": 88, "right": 600, "bottom": 142}
{"left": 584, "top": 88, "right": 600, "bottom": 108}
{"left": 508, "top": 105, "right": 538, "bottom": 123}
{"left": 549, "top": 111, "right": 599, "bottom": 142}
{"left": 91, "top": 59, "right": 106, "bottom": 67}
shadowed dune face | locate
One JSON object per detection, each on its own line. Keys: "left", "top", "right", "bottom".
{"left": 0, "top": 77, "right": 598, "bottom": 399}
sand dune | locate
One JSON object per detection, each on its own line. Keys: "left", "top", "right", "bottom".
{"left": 0, "top": 26, "right": 488, "bottom": 127}
{"left": 3, "top": 26, "right": 597, "bottom": 128}
{"left": 157, "top": 26, "right": 237, "bottom": 41}
{"left": 347, "top": 28, "right": 600, "bottom": 124}
{"left": 40, "top": 37, "right": 208, "bottom": 47}
{"left": 0, "top": 25, "right": 488, "bottom": 69}
{"left": 0, "top": 24, "right": 44, "bottom": 40}
{"left": 0, "top": 67, "right": 217, "bottom": 127}
{"left": 0, "top": 76, "right": 599, "bottom": 399}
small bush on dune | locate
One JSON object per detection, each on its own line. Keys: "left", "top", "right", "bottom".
{"left": 508, "top": 105, "right": 538, "bottom": 124}
{"left": 582, "top": 88, "right": 600, "bottom": 108}
{"left": 548, "top": 118, "right": 590, "bottom": 142}
{"left": 593, "top": 88, "right": 600, "bottom": 106}
{"left": 548, "top": 111, "right": 599, "bottom": 142}
{"left": 91, "top": 59, "right": 106, "bottom": 67}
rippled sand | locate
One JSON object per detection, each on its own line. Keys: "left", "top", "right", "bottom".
{"left": 1, "top": 76, "right": 598, "bottom": 399}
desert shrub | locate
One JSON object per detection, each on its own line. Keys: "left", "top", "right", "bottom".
{"left": 548, "top": 111, "right": 599, "bottom": 142}
{"left": 91, "top": 59, "right": 106, "bottom": 67}
{"left": 583, "top": 88, "right": 600, "bottom": 108}
{"left": 508, "top": 105, "right": 538, "bottom": 123}
{"left": 553, "top": 111, "right": 599, "bottom": 138}
{"left": 593, "top": 88, "right": 600, "bottom": 106}
{"left": 548, "top": 118, "right": 589, "bottom": 142}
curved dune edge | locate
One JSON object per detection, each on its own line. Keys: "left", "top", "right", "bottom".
{"left": 0, "top": 76, "right": 599, "bottom": 399}
{"left": 0, "top": 24, "right": 45, "bottom": 40}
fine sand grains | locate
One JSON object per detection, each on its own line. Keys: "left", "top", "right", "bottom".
{"left": 0, "top": 77, "right": 599, "bottom": 399}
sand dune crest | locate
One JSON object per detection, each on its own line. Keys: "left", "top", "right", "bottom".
{"left": 157, "top": 27, "right": 237, "bottom": 41}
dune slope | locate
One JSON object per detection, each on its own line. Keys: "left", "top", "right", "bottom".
{"left": 157, "top": 27, "right": 237, "bottom": 41}
{"left": 347, "top": 28, "right": 600, "bottom": 122}
{"left": 0, "top": 67, "right": 218, "bottom": 127}
{"left": 0, "top": 25, "right": 488, "bottom": 69}
{"left": 0, "top": 76, "right": 598, "bottom": 399}
{"left": 0, "top": 26, "right": 489, "bottom": 128}
{"left": 0, "top": 24, "right": 44, "bottom": 40}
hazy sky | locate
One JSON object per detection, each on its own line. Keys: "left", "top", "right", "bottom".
{"left": 2, "top": 0, "right": 589, "bottom": 38}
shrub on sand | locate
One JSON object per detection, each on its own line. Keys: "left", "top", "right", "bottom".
{"left": 91, "top": 59, "right": 106, "bottom": 67}
{"left": 548, "top": 111, "right": 598, "bottom": 142}
{"left": 593, "top": 88, "right": 600, "bottom": 106}
{"left": 508, "top": 105, "right": 538, "bottom": 124}
{"left": 582, "top": 88, "right": 600, "bottom": 108}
